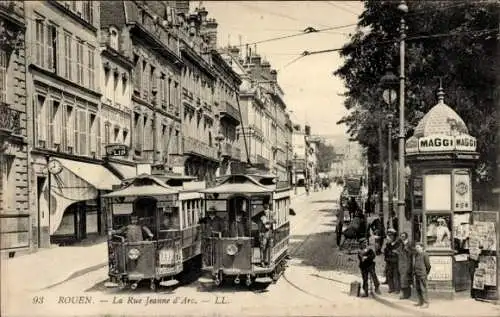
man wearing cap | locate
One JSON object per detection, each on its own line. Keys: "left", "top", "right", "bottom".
{"left": 229, "top": 210, "right": 248, "bottom": 238}
{"left": 114, "top": 215, "right": 154, "bottom": 242}
{"left": 383, "top": 228, "right": 401, "bottom": 293}
{"left": 397, "top": 232, "right": 413, "bottom": 299}
{"left": 358, "top": 238, "right": 381, "bottom": 297}
{"left": 199, "top": 207, "right": 224, "bottom": 266}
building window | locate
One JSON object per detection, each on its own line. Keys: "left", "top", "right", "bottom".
{"left": 65, "top": 105, "right": 75, "bottom": 153}
{"left": 34, "top": 17, "right": 45, "bottom": 67}
{"left": 87, "top": 45, "right": 95, "bottom": 90}
{"left": 63, "top": 32, "right": 72, "bottom": 80}
{"left": 132, "top": 54, "right": 141, "bottom": 93}
{"left": 47, "top": 24, "right": 58, "bottom": 73}
{"left": 82, "top": 1, "right": 93, "bottom": 24}
{"left": 76, "top": 40, "right": 84, "bottom": 86}
{"left": 49, "top": 99, "right": 62, "bottom": 150}
{"left": 36, "top": 94, "right": 47, "bottom": 148}
{"left": 142, "top": 61, "right": 148, "bottom": 99}
{"left": 0, "top": 156, "right": 15, "bottom": 213}
{"left": 0, "top": 49, "right": 6, "bottom": 103}
{"left": 89, "top": 112, "right": 97, "bottom": 156}
{"left": 77, "top": 108, "right": 87, "bottom": 156}
{"left": 109, "top": 28, "right": 118, "bottom": 50}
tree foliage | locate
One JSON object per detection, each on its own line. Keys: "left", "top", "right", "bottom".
{"left": 316, "top": 141, "right": 336, "bottom": 172}
{"left": 335, "top": 0, "right": 499, "bottom": 186}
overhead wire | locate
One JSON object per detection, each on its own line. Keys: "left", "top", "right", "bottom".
{"left": 279, "top": 27, "right": 499, "bottom": 70}
{"left": 326, "top": 2, "right": 360, "bottom": 16}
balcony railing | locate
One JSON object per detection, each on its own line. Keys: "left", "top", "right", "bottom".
{"left": 183, "top": 136, "right": 218, "bottom": 160}
{"left": 220, "top": 101, "right": 240, "bottom": 124}
{"left": 0, "top": 103, "right": 22, "bottom": 135}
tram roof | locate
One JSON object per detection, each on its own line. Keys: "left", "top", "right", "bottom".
{"left": 203, "top": 174, "right": 272, "bottom": 194}
{"left": 103, "top": 174, "right": 179, "bottom": 197}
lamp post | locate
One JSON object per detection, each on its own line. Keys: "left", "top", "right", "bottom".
{"left": 293, "top": 153, "right": 298, "bottom": 194}
{"left": 397, "top": 0, "right": 408, "bottom": 235}
{"left": 380, "top": 70, "right": 398, "bottom": 229}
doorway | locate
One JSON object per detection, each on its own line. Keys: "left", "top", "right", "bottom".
{"left": 36, "top": 176, "right": 46, "bottom": 247}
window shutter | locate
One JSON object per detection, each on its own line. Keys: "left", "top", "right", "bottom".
{"left": 48, "top": 99, "right": 54, "bottom": 147}
{"left": 53, "top": 101, "right": 61, "bottom": 146}
{"left": 46, "top": 26, "right": 53, "bottom": 71}
{"left": 66, "top": 105, "right": 74, "bottom": 149}
{"left": 79, "top": 110, "right": 87, "bottom": 155}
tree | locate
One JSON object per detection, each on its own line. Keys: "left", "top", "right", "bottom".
{"left": 335, "top": 0, "right": 499, "bottom": 192}
{"left": 316, "top": 141, "right": 336, "bottom": 172}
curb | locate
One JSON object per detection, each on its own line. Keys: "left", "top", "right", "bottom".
{"left": 42, "top": 262, "right": 107, "bottom": 290}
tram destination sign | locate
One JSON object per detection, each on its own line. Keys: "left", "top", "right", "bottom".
{"left": 105, "top": 144, "right": 129, "bottom": 157}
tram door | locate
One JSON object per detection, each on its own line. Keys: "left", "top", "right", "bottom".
{"left": 227, "top": 196, "right": 250, "bottom": 237}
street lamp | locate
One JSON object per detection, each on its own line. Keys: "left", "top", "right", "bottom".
{"left": 293, "top": 153, "right": 298, "bottom": 194}
{"left": 397, "top": 0, "right": 408, "bottom": 235}
{"left": 380, "top": 69, "right": 398, "bottom": 229}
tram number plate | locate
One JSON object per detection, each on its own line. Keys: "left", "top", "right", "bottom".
{"left": 159, "top": 249, "right": 175, "bottom": 265}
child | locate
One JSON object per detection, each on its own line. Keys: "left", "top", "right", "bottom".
{"left": 413, "top": 242, "right": 431, "bottom": 308}
{"left": 358, "top": 238, "right": 381, "bottom": 297}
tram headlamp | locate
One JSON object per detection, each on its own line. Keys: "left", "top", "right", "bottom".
{"left": 128, "top": 248, "right": 141, "bottom": 260}
{"left": 226, "top": 244, "right": 238, "bottom": 256}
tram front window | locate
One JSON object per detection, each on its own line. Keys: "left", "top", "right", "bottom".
{"left": 113, "top": 215, "right": 154, "bottom": 242}
{"left": 161, "top": 208, "right": 180, "bottom": 230}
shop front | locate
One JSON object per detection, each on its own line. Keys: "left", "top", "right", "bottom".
{"left": 406, "top": 88, "right": 498, "bottom": 301}
{"left": 40, "top": 157, "right": 121, "bottom": 245}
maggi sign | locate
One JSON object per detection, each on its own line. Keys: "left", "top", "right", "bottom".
{"left": 416, "top": 135, "right": 477, "bottom": 153}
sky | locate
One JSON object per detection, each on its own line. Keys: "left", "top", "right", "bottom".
{"left": 197, "top": 1, "right": 364, "bottom": 137}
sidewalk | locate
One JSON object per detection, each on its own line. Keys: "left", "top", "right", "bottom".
{"left": 1, "top": 241, "right": 107, "bottom": 294}
{"left": 313, "top": 269, "right": 500, "bottom": 317}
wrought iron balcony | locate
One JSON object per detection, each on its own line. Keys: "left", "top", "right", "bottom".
{"left": 0, "top": 103, "right": 22, "bottom": 135}
{"left": 220, "top": 101, "right": 240, "bottom": 124}
{"left": 183, "top": 136, "right": 218, "bottom": 160}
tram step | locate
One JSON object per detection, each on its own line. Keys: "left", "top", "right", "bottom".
{"left": 159, "top": 280, "right": 179, "bottom": 287}
{"left": 104, "top": 281, "right": 119, "bottom": 288}
{"left": 197, "top": 277, "right": 214, "bottom": 284}
{"left": 255, "top": 277, "right": 273, "bottom": 284}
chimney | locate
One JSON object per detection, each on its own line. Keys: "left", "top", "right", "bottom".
{"left": 175, "top": 1, "right": 190, "bottom": 16}
{"left": 261, "top": 61, "right": 271, "bottom": 80}
{"left": 250, "top": 54, "right": 261, "bottom": 66}
{"left": 228, "top": 46, "right": 240, "bottom": 58}
{"left": 203, "top": 18, "right": 218, "bottom": 51}
{"left": 270, "top": 69, "right": 277, "bottom": 82}
{"left": 197, "top": 6, "right": 208, "bottom": 23}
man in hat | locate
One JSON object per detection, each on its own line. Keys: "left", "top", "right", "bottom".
{"left": 259, "top": 204, "right": 274, "bottom": 266}
{"left": 229, "top": 209, "right": 248, "bottom": 238}
{"left": 114, "top": 215, "right": 154, "bottom": 242}
{"left": 397, "top": 232, "right": 413, "bottom": 299}
{"left": 383, "top": 228, "right": 401, "bottom": 293}
{"left": 199, "top": 207, "right": 224, "bottom": 238}
{"left": 413, "top": 242, "right": 431, "bottom": 308}
{"left": 358, "top": 237, "right": 381, "bottom": 297}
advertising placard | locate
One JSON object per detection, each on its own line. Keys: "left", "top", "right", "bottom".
{"left": 424, "top": 174, "right": 451, "bottom": 211}
{"left": 453, "top": 172, "right": 472, "bottom": 211}
{"left": 428, "top": 256, "right": 453, "bottom": 281}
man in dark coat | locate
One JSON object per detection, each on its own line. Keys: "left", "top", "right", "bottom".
{"left": 383, "top": 229, "right": 401, "bottom": 293}
{"left": 413, "top": 242, "right": 431, "bottom": 308}
{"left": 199, "top": 207, "right": 224, "bottom": 266}
{"left": 397, "top": 232, "right": 413, "bottom": 299}
{"left": 114, "top": 215, "right": 153, "bottom": 242}
{"left": 369, "top": 214, "right": 384, "bottom": 254}
{"left": 358, "top": 238, "right": 381, "bottom": 297}
{"left": 347, "top": 197, "right": 358, "bottom": 220}
{"left": 229, "top": 211, "right": 248, "bottom": 237}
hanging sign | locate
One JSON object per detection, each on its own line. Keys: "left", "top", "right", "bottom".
{"left": 105, "top": 144, "right": 129, "bottom": 157}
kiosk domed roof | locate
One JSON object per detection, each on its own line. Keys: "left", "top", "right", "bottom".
{"left": 413, "top": 88, "right": 468, "bottom": 138}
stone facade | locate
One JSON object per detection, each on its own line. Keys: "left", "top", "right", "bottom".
{"left": 0, "top": 1, "right": 29, "bottom": 252}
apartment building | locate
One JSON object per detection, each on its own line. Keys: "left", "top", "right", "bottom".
{"left": 0, "top": 1, "right": 29, "bottom": 252}
{"left": 25, "top": 1, "right": 122, "bottom": 247}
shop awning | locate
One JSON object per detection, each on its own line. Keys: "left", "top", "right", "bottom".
{"left": 109, "top": 162, "right": 137, "bottom": 180}
{"left": 56, "top": 158, "right": 121, "bottom": 190}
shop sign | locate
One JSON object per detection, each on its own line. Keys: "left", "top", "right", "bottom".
{"left": 105, "top": 144, "right": 129, "bottom": 157}
{"left": 417, "top": 135, "right": 477, "bottom": 153}
{"left": 428, "top": 256, "right": 453, "bottom": 281}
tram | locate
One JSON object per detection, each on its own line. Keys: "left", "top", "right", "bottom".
{"left": 198, "top": 172, "right": 291, "bottom": 288}
{"left": 103, "top": 172, "right": 206, "bottom": 290}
